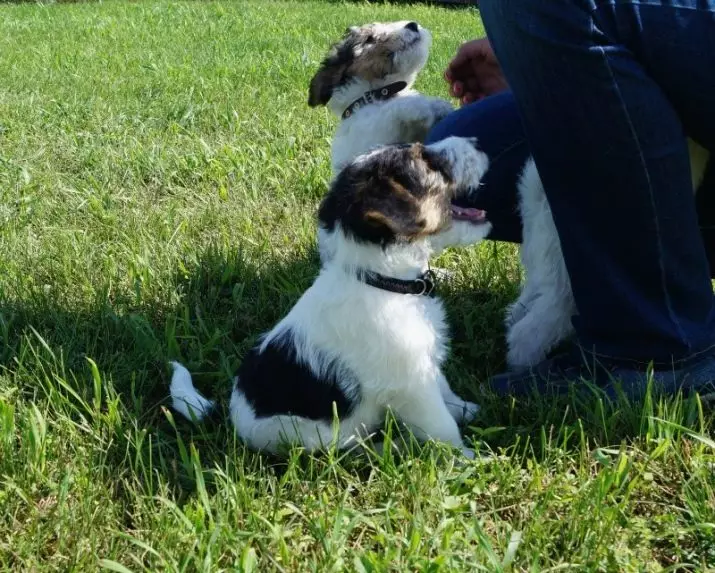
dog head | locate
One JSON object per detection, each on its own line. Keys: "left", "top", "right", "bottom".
{"left": 308, "top": 21, "right": 431, "bottom": 108}
{"left": 318, "top": 137, "right": 490, "bottom": 254}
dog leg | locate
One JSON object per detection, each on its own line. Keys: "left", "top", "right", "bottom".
{"left": 390, "top": 96, "right": 453, "bottom": 137}
{"left": 438, "top": 374, "right": 479, "bottom": 425}
{"left": 506, "top": 293, "right": 575, "bottom": 369}
{"left": 427, "top": 97, "right": 455, "bottom": 124}
{"left": 505, "top": 278, "right": 540, "bottom": 329}
{"left": 508, "top": 158, "right": 575, "bottom": 368}
{"left": 392, "top": 385, "right": 474, "bottom": 458}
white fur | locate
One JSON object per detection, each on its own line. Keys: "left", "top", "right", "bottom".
{"left": 170, "top": 138, "right": 491, "bottom": 457}
{"left": 318, "top": 22, "right": 453, "bottom": 264}
{"left": 326, "top": 22, "right": 453, "bottom": 175}
{"left": 169, "top": 361, "right": 215, "bottom": 419}
{"left": 506, "top": 140, "right": 710, "bottom": 369}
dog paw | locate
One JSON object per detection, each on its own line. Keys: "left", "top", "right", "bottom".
{"left": 506, "top": 319, "right": 547, "bottom": 369}
{"left": 461, "top": 447, "right": 476, "bottom": 460}
{"left": 431, "top": 98, "right": 454, "bottom": 123}
{"left": 456, "top": 400, "right": 480, "bottom": 424}
{"left": 445, "top": 398, "right": 480, "bottom": 425}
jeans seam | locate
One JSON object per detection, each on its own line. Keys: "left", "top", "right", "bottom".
{"left": 595, "top": 41, "right": 692, "bottom": 354}
{"left": 578, "top": 340, "right": 715, "bottom": 368}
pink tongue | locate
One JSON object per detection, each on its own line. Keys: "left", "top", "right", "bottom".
{"left": 451, "top": 205, "right": 486, "bottom": 222}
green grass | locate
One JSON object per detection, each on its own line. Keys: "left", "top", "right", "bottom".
{"left": 0, "top": 1, "right": 713, "bottom": 570}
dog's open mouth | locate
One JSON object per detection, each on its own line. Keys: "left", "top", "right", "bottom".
{"left": 450, "top": 205, "right": 487, "bottom": 224}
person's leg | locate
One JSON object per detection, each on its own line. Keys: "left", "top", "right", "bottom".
{"left": 426, "top": 91, "right": 528, "bottom": 244}
{"left": 479, "top": 0, "right": 715, "bottom": 395}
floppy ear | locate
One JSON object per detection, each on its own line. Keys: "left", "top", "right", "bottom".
{"left": 362, "top": 207, "right": 426, "bottom": 243}
{"left": 308, "top": 31, "right": 358, "bottom": 107}
{"left": 418, "top": 146, "right": 454, "bottom": 181}
{"left": 308, "top": 62, "right": 338, "bottom": 107}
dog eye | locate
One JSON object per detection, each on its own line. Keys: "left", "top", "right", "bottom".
{"left": 364, "top": 35, "right": 375, "bottom": 45}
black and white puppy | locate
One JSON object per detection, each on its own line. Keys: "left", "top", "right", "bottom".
{"left": 309, "top": 21, "right": 454, "bottom": 264}
{"left": 170, "top": 137, "right": 491, "bottom": 458}
{"left": 309, "top": 21, "right": 453, "bottom": 176}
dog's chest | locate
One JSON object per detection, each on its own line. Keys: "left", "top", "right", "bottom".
{"left": 332, "top": 107, "right": 427, "bottom": 172}
{"left": 386, "top": 297, "right": 449, "bottom": 363}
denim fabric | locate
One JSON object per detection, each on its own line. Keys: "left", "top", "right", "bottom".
{"left": 437, "top": 0, "right": 715, "bottom": 364}
{"left": 426, "top": 92, "right": 527, "bottom": 244}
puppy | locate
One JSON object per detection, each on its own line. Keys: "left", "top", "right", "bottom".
{"left": 170, "top": 137, "right": 491, "bottom": 458}
{"left": 308, "top": 21, "right": 454, "bottom": 176}
{"left": 505, "top": 139, "right": 711, "bottom": 369}
{"left": 309, "top": 21, "right": 454, "bottom": 264}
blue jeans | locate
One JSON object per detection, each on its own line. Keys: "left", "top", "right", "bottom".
{"left": 428, "top": 0, "right": 715, "bottom": 366}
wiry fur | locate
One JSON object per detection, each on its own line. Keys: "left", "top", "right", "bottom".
{"left": 506, "top": 140, "right": 711, "bottom": 369}
{"left": 170, "top": 137, "right": 492, "bottom": 457}
{"left": 309, "top": 21, "right": 454, "bottom": 176}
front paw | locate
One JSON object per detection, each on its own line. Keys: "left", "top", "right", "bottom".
{"left": 431, "top": 98, "right": 454, "bottom": 123}
{"left": 506, "top": 317, "right": 547, "bottom": 369}
{"left": 461, "top": 447, "right": 476, "bottom": 460}
{"left": 505, "top": 299, "right": 529, "bottom": 330}
{"left": 447, "top": 400, "right": 480, "bottom": 425}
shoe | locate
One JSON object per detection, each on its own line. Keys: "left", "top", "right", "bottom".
{"left": 489, "top": 344, "right": 715, "bottom": 400}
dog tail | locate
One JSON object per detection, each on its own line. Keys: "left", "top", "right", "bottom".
{"left": 169, "top": 361, "right": 215, "bottom": 421}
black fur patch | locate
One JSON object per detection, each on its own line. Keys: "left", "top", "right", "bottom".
{"left": 308, "top": 38, "right": 357, "bottom": 107}
{"left": 235, "top": 329, "right": 358, "bottom": 421}
{"left": 318, "top": 143, "right": 454, "bottom": 247}
{"left": 308, "top": 26, "right": 398, "bottom": 107}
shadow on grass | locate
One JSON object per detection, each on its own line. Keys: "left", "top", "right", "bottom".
{"left": 0, "top": 241, "right": 711, "bottom": 498}
{"left": 0, "top": 245, "right": 321, "bottom": 492}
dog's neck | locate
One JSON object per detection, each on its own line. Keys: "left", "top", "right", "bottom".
{"left": 328, "top": 232, "right": 432, "bottom": 282}
{"left": 328, "top": 74, "right": 416, "bottom": 119}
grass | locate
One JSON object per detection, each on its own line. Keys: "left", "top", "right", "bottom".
{"left": 0, "top": 0, "right": 713, "bottom": 570}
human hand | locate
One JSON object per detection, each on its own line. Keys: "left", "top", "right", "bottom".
{"left": 445, "top": 38, "right": 509, "bottom": 105}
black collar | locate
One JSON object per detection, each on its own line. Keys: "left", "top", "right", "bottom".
{"left": 357, "top": 269, "right": 436, "bottom": 297}
{"left": 341, "top": 81, "right": 408, "bottom": 120}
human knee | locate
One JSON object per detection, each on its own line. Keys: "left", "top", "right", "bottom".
{"left": 478, "top": 0, "right": 529, "bottom": 30}
{"left": 480, "top": 0, "right": 590, "bottom": 41}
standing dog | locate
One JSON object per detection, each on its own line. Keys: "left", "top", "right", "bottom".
{"left": 505, "top": 139, "right": 711, "bottom": 369}
{"left": 170, "top": 137, "right": 491, "bottom": 458}
{"left": 309, "top": 21, "right": 454, "bottom": 263}
{"left": 308, "top": 21, "right": 454, "bottom": 176}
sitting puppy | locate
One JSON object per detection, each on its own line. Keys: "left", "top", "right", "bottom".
{"left": 170, "top": 137, "right": 491, "bottom": 458}
{"left": 308, "top": 21, "right": 453, "bottom": 176}
{"left": 505, "top": 139, "right": 711, "bottom": 369}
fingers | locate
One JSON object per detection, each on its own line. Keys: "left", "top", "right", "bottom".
{"left": 445, "top": 40, "right": 485, "bottom": 104}
{"left": 446, "top": 40, "right": 476, "bottom": 77}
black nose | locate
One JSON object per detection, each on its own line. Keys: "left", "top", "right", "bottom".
{"left": 405, "top": 22, "right": 419, "bottom": 33}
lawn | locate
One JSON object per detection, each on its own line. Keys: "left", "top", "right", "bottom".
{"left": 0, "top": 0, "right": 713, "bottom": 570}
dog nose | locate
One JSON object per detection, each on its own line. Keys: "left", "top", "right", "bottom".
{"left": 405, "top": 22, "right": 419, "bottom": 33}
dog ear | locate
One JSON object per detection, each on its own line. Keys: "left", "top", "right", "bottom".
{"left": 308, "top": 62, "right": 339, "bottom": 107}
{"left": 309, "top": 31, "right": 359, "bottom": 107}
{"left": 417, "top": 146, "right": 454, "bottom": 181}
{"left": 362, "top": 207, "right": 426, "bottom": 243}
